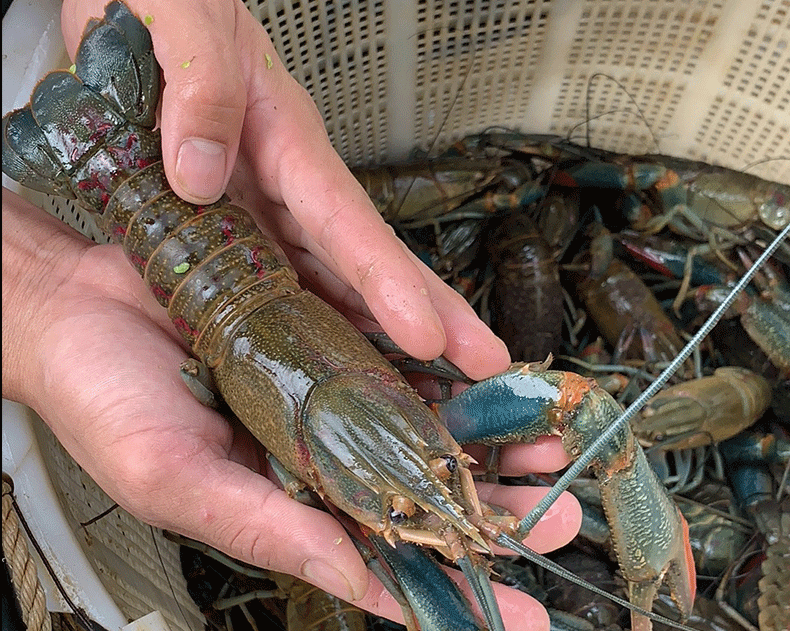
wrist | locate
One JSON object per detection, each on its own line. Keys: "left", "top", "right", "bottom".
{"left": 2, "top": 190, "right": 91, "bottom": 404}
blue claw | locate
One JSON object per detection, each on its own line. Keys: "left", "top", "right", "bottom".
{"left": 368, "top": 536, "right": 485, "bottom": 631}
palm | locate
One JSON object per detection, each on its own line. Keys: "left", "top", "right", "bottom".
{"left": 35, "top": 243, "right": 262, "bottom": 513}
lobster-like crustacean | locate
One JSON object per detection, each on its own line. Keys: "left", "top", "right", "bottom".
{"left": 1, "top": 3, "right": 697, "bottom": 630}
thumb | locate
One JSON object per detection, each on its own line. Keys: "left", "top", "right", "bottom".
{"left": 61, "top": 0, "right": 247, "bottom": 205}
{"left": 149, "top": 4, "right": 247, "bottom": 204}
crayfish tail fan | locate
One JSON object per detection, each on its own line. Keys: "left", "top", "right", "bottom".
{"left": 74, "top": 1, "right": 159, "bottom": 126}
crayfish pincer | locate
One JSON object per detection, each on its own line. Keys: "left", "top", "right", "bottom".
{"left": 2, "top": 2, "right": 696, "bottom": 630}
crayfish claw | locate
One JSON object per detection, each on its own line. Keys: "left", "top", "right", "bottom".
{"left": 368, "top": 536, "right": 486, "bottom": 631}
{"left": 610, "top": 461, "right": 697, "bottom": 630}
{"left": 663, "top": 511, "right": 697, "bottom": 619}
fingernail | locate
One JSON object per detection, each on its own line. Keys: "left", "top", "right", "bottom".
{"left": 176, "top": 138, "right": 227, "bottom": 201}
{"left": 301, "top": 559, "right": 357, "bottom": 602}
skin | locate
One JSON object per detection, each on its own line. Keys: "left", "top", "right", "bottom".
{"left": 2, "top": 1, "right": 582, "bottom": 627}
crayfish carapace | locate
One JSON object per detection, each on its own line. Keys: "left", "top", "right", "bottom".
{"left": 1, "top": 2, "right": 697, "bottom": 629}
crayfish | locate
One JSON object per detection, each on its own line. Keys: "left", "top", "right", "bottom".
{"left": 2, "top": 3, "right": 701, "bottom": 630}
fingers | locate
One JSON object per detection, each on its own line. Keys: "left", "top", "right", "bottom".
{"left": 455, "top": 567, "right": 551, "bottom": 631}
{"left": 61, "top": 0, "right": 248, "bottom": 204}
{"left": 410, "top": 253, "right": 511, "bottom": 379}
{"left": 498, "top": 435, "right": 572, "bottom": 475}
{"left": 242, "top": 97, "right": 510, "bottom": 372}
{"left": 254, "top": 132, "right": 450, "bottom": 360}
{"left": 106, "top": 432, "right": 370, "bottom": 603}
{"left": 476, "top": 482, "right": 583, "bottom": 555}
{"left": 351, "top": 561, "right": 551, "bottom": 631}
{"left": 61, "top": 0, "right": 508, "bottom": 374}
{"left": 169, "top": 457, "right": 370, "bottom": 603}
{"left": 351, "top": 485, "right": 566, "bottom": 631}
{"left": 36, "top": 284, "right": 371, "bottom": 602}
{"left": 153, "top": 3, "right": 248, "bottom": 204}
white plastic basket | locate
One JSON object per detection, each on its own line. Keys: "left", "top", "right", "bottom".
{"left": 2, "top": 0, "right": 789, "bottom": 628}
{"left": 248, "top": 0, "right": 790, "bottom": 183}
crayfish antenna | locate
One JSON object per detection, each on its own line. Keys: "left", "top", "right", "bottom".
{"left": 456, "top": 554, "right": 506, "bottom": 631}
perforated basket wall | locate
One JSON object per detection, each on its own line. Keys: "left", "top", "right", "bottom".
{"left": 249, "top": 0, "right": 790, "bottom": 183}
{"left": 2, "top": 0, "right": 789, "bottom": 627}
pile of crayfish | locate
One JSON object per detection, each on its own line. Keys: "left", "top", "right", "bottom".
{"left": 2, "top": 2, "right": 787, "bottom": 631}
{"left": 350, "top": 132, "right": 789, "bottom": 631}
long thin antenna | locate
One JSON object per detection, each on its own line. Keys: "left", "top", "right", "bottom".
{"left": 583, "top": 72, "right": 662, "bottom": 152}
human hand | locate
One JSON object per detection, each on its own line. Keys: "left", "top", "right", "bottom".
{"left": 3, "top": 191, "right": 581, "bottom": 630}
{"left": 60, "top": 0, "right": 510, "bottom": 381}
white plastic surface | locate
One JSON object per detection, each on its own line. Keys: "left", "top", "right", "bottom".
{"left": 250, "top": 0, "right": 790, "bottom": 183}
{"left": 2, "top": 400, "right": 128, "bottom": 627}
{"left": 121, "top": 611, "right": 174, "bottom": 631}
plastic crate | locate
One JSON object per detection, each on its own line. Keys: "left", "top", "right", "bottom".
{"left": 2, "top": 0, "right": 789, "bottom": 628}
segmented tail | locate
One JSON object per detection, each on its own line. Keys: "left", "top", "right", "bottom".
{"left": 2, "top": 1, "right": 159, "bottom": 211}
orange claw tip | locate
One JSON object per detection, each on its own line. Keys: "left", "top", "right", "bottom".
{"left": 680, "top": 512, "right": 697, "bottom": 607}
{"left": 555, "top": 371, "right": 596, "bottom": 411}
{"left": 670, "top": 511, "right": 697, "bottom": 620}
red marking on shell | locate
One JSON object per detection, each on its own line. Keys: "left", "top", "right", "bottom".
{"left": 556, "top": 372, "right": 595, "bottom": 411}
{"left": 86, "top": 119, "right": 115, "bottom": 145}
{"left": 294, "top": 440, "right": 313, "bottom": 472}
{"left": 551, "top": 171, "right": 580, "bottom": 188}
{"left": 77, "top": 172, "right": 107, "bottom": 191}
{"left": 107, "top": 133, "right": 139, "bottom": 168}
{"left": 128, "top": 252, "right": 148, "bottom": 271}
{"left": 173, "top": 317, "right": 200, "bottom": 339}
{"left": 679, "top": 512, "right": 697, "bottom": 603}
{"left": 220, "top": 216, "right": 236, "bottom": 246}
{"left": 76, "top": 168, "right": 113, "bottom": 207}
{"left": 137, "top": 156, "right": 158, "bottom": 169}
{"left": 249, "top": 246, "right": 267, "bottom": 278}
{"left": 151, "top": 284, "right": 172, "bottom": 302}
{"left": 619, "top": 241, "right": 675, "bottom": 278}
{"left": 653, "top": 168, "right": 680, "bottom": 192}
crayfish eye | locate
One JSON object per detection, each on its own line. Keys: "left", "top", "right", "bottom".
{"left": 388, "top": 495, "right": 416, "bottom": 525}
{"left": 388, "top": 508, "right": 408, "bottom": 524}
{"left": 429, "top": 454, "right": 458, "bottom": 480}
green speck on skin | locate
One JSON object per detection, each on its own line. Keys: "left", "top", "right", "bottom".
{"left": 144, "top": 14, "right": 154, "bottom": 26}
{"left": 265, "top": 53, "right": 273, "bottom": 69}
{"left": 181, "top": 60, "right": 191, "bottom": 69}
{"left": 68, "top": 64, "right": 76, "bottom": 74}
{"left": 173, "top": 262, "right": 190, "bottom": 274}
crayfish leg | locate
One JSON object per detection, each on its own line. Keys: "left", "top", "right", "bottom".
{"left": 179, "top": 358, "right": 221, "bottom": 409}
{"left": 266, "top": 454, "right": 324, "bottom": 510}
